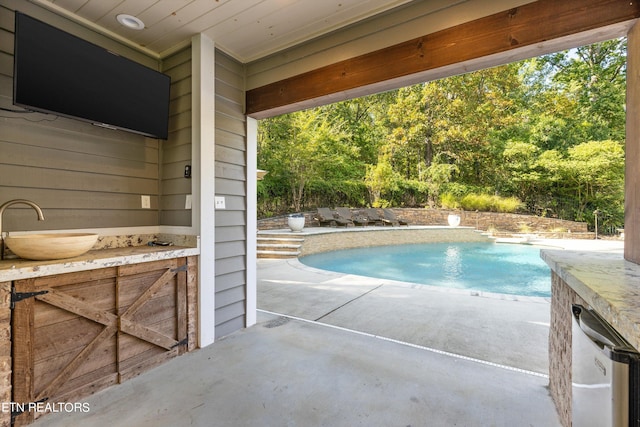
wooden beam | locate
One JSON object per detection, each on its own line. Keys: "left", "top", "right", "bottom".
{"left": 625, "top": 21, "right": 640, "bottom": 263}
{"left": 247, "top": 0, "right": 640, "bottom": 118}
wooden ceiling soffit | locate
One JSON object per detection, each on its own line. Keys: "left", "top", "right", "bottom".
{"left": 246, "top": 0, "right": 640, "bottom": 118}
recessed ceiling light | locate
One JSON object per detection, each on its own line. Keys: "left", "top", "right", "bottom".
{"left": 116, "top": 14, "right": 145, "bottom": 30}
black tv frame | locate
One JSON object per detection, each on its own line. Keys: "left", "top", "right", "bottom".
{"left": 13, "top": 12, "right": 171, "bottom": 140}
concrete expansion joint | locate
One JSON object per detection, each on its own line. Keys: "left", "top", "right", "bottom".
{"left": 313, "top": 284, "right": 383, "bottom": 322}
{"left": 257, "top": 308, "right": 549, "bottom": 380}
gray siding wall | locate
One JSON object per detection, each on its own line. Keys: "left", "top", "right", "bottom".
{"left": 0, "top": 2, "right": 249, "bottom": 338}
{"left": 214, "top": 51, "right": 247, "bottom": 338}
{"left": 0, "top": 3, "right": 161, "bottom": 231}
{"left": 160, "top": 47, "right": 192, "bottom": 227}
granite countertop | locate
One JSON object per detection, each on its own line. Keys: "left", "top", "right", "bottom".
{"left": 0, "top": 245, "right": 200, "bottom": 282}
{"left": 541, "top": 249, "right": 640, "bottom": 351}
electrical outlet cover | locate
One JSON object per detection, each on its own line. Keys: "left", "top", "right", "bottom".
{"left": 215, "top": 196, "right": 226, "bottom": 209}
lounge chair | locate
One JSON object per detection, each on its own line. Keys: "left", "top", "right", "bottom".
{"left": 364, "top": 208, "right": 385, "bottom": 226}
{"left": 382, "top": 208, "right": 408, "bottom": 226}
{"left": 335, "top": 207, "right": 368, "bottom": 226}
{"left": 314, "top": 207, "right": 350, "bottom": 227}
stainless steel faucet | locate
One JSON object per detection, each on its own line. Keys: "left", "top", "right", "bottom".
{"left": 0, "top": 199, "right": 45, "bottom": 260}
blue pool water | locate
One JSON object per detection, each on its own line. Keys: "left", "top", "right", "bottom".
{"left": 299, "top": 242, "right": 551, "bottom": 297}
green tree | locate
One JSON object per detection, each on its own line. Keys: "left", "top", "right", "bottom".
{"left": 386, "top": 64, "right": 524, "bottom": 187}
{"left": 535, "top": 140, "right": 624, "bottom": 226}
{"left": 257, "top": 39, "right": 626, "bottom": 231}
{"left": 365, "top": 153, "right": 400, "bottom": 207}
{"left": 258, "top": 107, "right": 361, "bottom": 212}
{"left": 386, "top": 85, "right": 435, "bottom": 179}
{"left": 531, "top": 39, "right": 627, "bottom": 143}
{"left": 562, "top": 140, "right": 624, "bottom": 224}
{"left": 500, "top": 140, "right": 542, "bottom": 209}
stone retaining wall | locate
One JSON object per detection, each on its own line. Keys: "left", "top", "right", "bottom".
{"left": 258, "top": 208, "right": 588, "bottom": 234}
{"left": 299, "top": 227, "right": 489, "bottom": 256}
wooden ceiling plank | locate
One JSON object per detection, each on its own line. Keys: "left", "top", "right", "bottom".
{"left": 74, "top": 0, "right": 121, "bottom": 22}
{"left": 147, "top": 0, "right": 263, "bottom": 54}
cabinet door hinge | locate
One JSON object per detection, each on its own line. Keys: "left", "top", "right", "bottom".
{"left": 11, "top": 288, "right": 49, "bottom": 309}
{"left": 171, "top": 265, "right": 187, "bottom": 273}
{"left": 170, "top": 337, "right": 188, "bottom": 349}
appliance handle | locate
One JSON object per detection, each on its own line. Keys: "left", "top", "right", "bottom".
{"left": 579, "top": 314, "right": 616, "bottom": 348}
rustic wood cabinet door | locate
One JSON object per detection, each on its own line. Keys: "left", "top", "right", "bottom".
{"left": 12, "top": 268, "right": 118, "bottom": 425}
{"left": 116, "top": 258, "right": 188, "bottom": 382}
{"left": 12, "top": 258, "right": 188, "bottom": 425}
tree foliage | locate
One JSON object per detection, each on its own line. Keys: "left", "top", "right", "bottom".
{"left": 257, "top": 38, "right": 627, "bottom": 231}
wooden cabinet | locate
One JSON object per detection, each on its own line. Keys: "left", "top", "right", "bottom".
{"left": 11, "top": 257, "right": 193, "bottom": 425}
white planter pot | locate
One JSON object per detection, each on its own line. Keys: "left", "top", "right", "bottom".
{"left": 287, "top": 215, "right": 305, "bottom": 232}
{"left": 447, "top": 214, "right": 461, "bottom": 227}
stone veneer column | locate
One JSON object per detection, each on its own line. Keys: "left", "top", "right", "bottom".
{"left": 186, "top": 256, "right": 199, "bottom": 352}
{"left": 0, "top": 282, "right": 10, "bottom": 427}
{"left": 548, "top": 272, "right": 588, "bottom": 427}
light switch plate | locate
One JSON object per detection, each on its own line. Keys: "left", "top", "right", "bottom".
{"left": 215, "top": 196, "right": 226, "bottom": 209}
{"left": 141, "top": 195, "right": 151, "bottom": 209}
{"left": 185, "top": 194, "right": 192, "bottom": 210}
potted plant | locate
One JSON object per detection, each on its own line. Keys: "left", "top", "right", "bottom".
{"left": 447, "top": 213, "right": 461, "bottom": 227}
{"left": 287, "top": 213, "right": 305, "bottom": 232}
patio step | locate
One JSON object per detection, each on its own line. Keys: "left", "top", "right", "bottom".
{"left": 257, "top": 236, "right": 304, "bottom": 259}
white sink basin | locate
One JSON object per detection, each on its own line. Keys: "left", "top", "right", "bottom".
{"left": 5, "top": 233, "right": 99, "bottom": 260}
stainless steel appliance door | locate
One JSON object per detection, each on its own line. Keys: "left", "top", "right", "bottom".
{"left": 572, "top": 305, "right": 630, "bottom": 427}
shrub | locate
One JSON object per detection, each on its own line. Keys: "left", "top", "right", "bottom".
{"left": 440, "top": 192, "right": 523, "bottom": 213}
{"left": 496, "top": 196, "right": 523, "bottom": 213}
{"left": 518, "top": 223, "right": 533, "bottom": 233}
{"left": 550, "top": 227, "right": 567, "bottom": 233}
{"left": 372, "top": 198, "right": 393, "bottom": 208}
{"left": 441, "top": 183, "right": 482, "bottom": 198}
{"left": 459, "top": 194, "right": 487, "bottom": 211}
{"left": 439, "top": 193, "right": 461, "bottom": 210}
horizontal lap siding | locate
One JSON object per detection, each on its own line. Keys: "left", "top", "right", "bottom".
{"left": 214, "top": 51, "right": 247, "bottom": 339}
{"left": 160, "top": 47, "right": 192, "bottom": 226}
{"left": 0, "top": 4, "right": 161, "bottom": 231}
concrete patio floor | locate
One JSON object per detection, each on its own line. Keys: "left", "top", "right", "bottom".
{"left": 33, "top": 310, "right": 558, "bottom": 427}
{"left": 32, "top": 238, "right": 622, "bottom": 426}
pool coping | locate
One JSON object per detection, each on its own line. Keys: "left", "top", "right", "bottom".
{"left": 261, "top": 226, "right": 492, "bottom": 256}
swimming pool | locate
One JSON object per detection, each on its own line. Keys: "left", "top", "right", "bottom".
{"left": 299, "top": 241, "right": 551, "bottom": 297}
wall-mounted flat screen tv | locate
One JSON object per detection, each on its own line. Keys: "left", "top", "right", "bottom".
{"left": 13, "top": 12, "right": 171, "bottom": 140}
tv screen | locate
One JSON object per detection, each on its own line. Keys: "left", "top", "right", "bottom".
{"left": 13, "top": 12, "right": 171, "bottom": 139}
